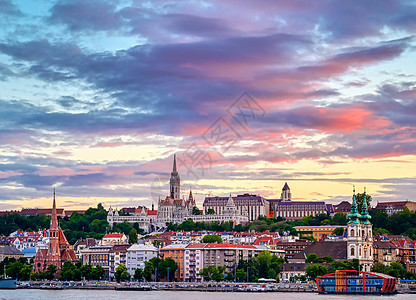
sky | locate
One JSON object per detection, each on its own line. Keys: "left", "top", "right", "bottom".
{"left": 1, "top": 0, "right": 416, "bottom": 211}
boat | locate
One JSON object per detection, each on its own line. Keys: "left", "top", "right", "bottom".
{"left": 316, "top": 270, "right": 397, "bottom": 294}
{"left": 0, "top": 278, "right": 17, "bottom": 289}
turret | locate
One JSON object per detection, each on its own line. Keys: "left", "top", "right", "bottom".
{"left": 348, "top": 186, "right": 361, "bottom": 224}
{"left": 360, "top": 189, "right": 372, "bottom": 225}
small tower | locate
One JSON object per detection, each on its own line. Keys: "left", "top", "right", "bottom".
{"left": 281, "top": 182, "right": 292, "bottom": 201}
{"left": 170, "top": 154, "right": 181, "bottom": 199}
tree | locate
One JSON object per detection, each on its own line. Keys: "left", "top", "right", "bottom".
{"left": 60, "top": 261, "right": 76, "bottom": 281}
{"left": 331, "top": 213, "right": 347, "bottom": 225}
{"left": 202, "top": 235, "right": 222, "bottom": 243}
{"left": 158, "top": 257, "right": 178, "bottom": 280}
{"left": 46, "top": 264, "right": 57, "bottom": 280}
{"left": 192, "top": 207, "right": 202, "bottom": 215}
{"left": 236, "top": 268, "right": 247, "bottom": 282}
{"left": 332, "top": 227, "right": 345, "bottom": 236}
{"left": 356, "top": 193, "right": 372, "bottom": 212}
{"left": 115, "top": 264, "right": 130, "bottom": 282}
{"left": 134, "top": 268, "right": 143, "bottom": 281}
{"left": 129, "top": 229, "right": 138, "bottom": 244}
{"left": 306, "top": 264, "right": 328, "bottom": 279}
{"left": 143, "top": 261, "right": 154, "bottom": 281}
{"left": 305, "top": 253, "right": 318, "bottom": 263}
{"left": 91, "top": 265, "right": 105, "bottom": 280}
{"left": 199, "top": 265, "right": 225, "bottom": 282}
{"left": 79, "top": 264, "right": 93, "bottom": 280}
{"left": 206, "top": 208, "right": 215, "bottom": 215}
{"left": 225, "top": 272, "right": 234, "bottom": 281}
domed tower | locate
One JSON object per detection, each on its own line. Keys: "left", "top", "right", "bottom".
{"left": 347, "top": 187, "right": 373, "bottom": 272}
{"left": 170, "top": 154, "right": 181, "bottom": 199}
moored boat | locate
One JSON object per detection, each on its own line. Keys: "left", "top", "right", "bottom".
{"left": 316, "top": 270, "right": 397, "bottom": 294}
{"left": 0, "top": 278, "right": 17, "bottom": 289}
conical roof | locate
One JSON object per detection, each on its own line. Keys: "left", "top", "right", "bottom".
{"left": 348, "top": 188, "right": 361, "bottom": 224}
{"left": 360, "top": 192, "right": 372, "bottom": 225}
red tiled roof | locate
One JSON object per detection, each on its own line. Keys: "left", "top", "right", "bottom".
{"left": 147, "top": 210, "right": 157, "bottom": 215}
{"left": 103, "top": 233, "right": 124, "bottom": 238}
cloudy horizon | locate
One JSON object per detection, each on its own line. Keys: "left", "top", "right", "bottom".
{"left": 1, "top": 0, "right": 416, "bottom": 210}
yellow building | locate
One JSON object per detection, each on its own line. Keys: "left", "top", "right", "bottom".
{"left": 294, "top": 225, "right": 346, "bottom": 240}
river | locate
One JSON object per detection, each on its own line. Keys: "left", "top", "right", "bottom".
{"left": 0, "top": 290, "right": 414, "bottom": 300}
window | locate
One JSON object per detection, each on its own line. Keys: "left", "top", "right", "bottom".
{"left": 351, "top": 229, "right": 355, "bottom": 237}
{"left": 351, "top": 247, "right": 355, "bottom": 256}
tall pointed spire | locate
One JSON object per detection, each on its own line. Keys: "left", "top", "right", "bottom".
{"left": 360, "top": 188, "right": 372, "bottom": 225}
{"left": 173, "top": 153, "right": 177, "bottom": 173}
{"left": 51, "top": 188, "right": 58, "bottom": 229}
{"left": 348, "top": 185, "right": 360, "bottom": 223}
{"left": 170, "top": 154, "right": 180, "bottom": 199}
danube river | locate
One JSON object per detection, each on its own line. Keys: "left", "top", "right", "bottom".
{"left": 0, "top": 290, "right": 414, "bottom": 300}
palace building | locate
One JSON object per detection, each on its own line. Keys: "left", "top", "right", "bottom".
{"left": 33, "top": 190, "right": 77, "bottom": 274}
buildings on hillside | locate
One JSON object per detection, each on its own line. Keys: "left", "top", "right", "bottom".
{"left": 375, "top": 200, "right": 416, "bottom": 216}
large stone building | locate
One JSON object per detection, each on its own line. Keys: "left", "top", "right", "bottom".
{"left": 203, "top": 194, "right": 267, "bottom": 222}
{"left": 346, "top": 189, "right": 373, "bottom": 272}
{"left": 33, "top": 191, "right": 77, "bottom": 274}
{"left": 269, "top": 183, "right": 327, "bottom": 220}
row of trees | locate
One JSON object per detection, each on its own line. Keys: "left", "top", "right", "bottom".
{"left": 114, "top": 257, "right": 179, "bottom": 283}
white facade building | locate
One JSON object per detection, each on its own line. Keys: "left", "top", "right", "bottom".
{"left": 126, "top": 244, "right": 159, "bottom": 276}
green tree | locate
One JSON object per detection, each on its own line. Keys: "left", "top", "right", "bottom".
{"left": 79, "top": 264, "right": 93, "bottom": 280}
{"left": 331, "top": 213, "right": 348, "bottom": 225}
{"left": 129, "top": 228, "right": 138, "bottom": 244}
{"left": 60, "top": 261, "right": 76, "bottom": 281}
{"left": 192, "top": 207, "right": 202, "bottom": 215}
{"left": 158, "top": 257, "right": 178, "bottom": 280}
{"left": 202, "top": 235, "right": 222, "bottom": 243}
{"left": 356, "top": 193, "right": 372, "bottom": 213}
{"left": 115, "top": 264, "right": 130, "bottom": 282}
{"left": 306, "top": 264, "right": 328, "bottom": 279}
{"left": 236, "top": 268, "right": 247, "bottom": 282}
{"left": 206, "top": 208, "right": 215, "bottom": 215}
{"left": 225, "top": 272, "right": 234, "bottom": 281}
{"left": 46, "top": 264, "right": 57, "bottom": 280}
{"left": 332, "top": 227, "right": 345, "bottom": 236}
{"left": 91, "top": 265, "right": 105, "bottom": 280}
{"left": 305, "top": 253, "right": 318, "bottom": 263}
{"left": 143, "top": 261, "right": 154, "bottom": 281}
{"left": 133, "top": 268, "right": 143, "bottom": 281}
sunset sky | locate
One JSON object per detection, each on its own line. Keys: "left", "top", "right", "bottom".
{"left": 1, "top": 0, "right": 416, "bottom": 210}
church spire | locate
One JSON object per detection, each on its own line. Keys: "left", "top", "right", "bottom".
{"left": 348, "top": 185, "right": 360, "bottom": 223}
{"left": 170, "top": 154, "right": 180, "bottom": 199}
{"left": 173, "top": 153, "right": 177, "bottom": 173}
{"left": 360, "top": 188, "right": 372, "bottom": 225}
{"left": 51, "top": 188, "right": 58, "bottom": 229}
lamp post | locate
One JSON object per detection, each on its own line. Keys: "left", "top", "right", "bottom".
{"left": 247, "top": 266, "right": 249, "bottom": 283}
{"left": 167, "top": 267, "right": 170, "bottom": 282}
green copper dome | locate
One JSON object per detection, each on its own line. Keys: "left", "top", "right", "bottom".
{"left": 348, "top": 190, "right": 361, "bottom": 224}
{"left": 360, "top": 193, "right": 372, "bottom": 225}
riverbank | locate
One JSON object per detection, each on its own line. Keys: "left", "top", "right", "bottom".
{"left": 14, "top": 281, "right": 416, "bottom": 294}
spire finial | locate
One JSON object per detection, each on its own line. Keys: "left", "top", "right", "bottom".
{"left": 173, "top": 153, "right": 177, "bottom": 173}
{"left": 364, "top": 186, "right": 366, "bottom": 194}
{"left": 353, "top": 185, "right": 355, "bottom": 194}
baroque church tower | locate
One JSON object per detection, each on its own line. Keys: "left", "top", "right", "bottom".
{"left": 170, "top": 154, "right": 181, "bottom": 199}
{"left": 347, "top": 187, "right": 373, "bottom": 272}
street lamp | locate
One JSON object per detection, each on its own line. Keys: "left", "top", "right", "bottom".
{"left": 247, "top": 266, "right": 249, "bottom": 283}
{"left": 167, "top": 267, "right": 170, "bottom": 282}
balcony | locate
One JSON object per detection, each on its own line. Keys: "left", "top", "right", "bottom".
{"left": 190, "top": 253, "right": 196, "bottom": 256}
{"left": 224, "top": 252, "right": 234, "bottom": 256}
{"left": 224, "top": 258, "right": 234, "bottom": 262}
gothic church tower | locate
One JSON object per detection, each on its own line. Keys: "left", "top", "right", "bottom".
{"left": 170, "top": 154, "right": 180, "bottom": 199}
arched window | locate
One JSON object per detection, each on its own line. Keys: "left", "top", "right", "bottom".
{"left": 359, "top": 247, "right": 362, "bottom": 256}
{"left": 351, "top": 247, "right": 355, "bottom": 256}
{"left": 362, "top": 230, "right": 365, "bottom": 237}
{"left": 369, "top": 230, "right": 372, "bottom": 236}
{"left": 350, "top": 229, "right": 355, "bottom": 237}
